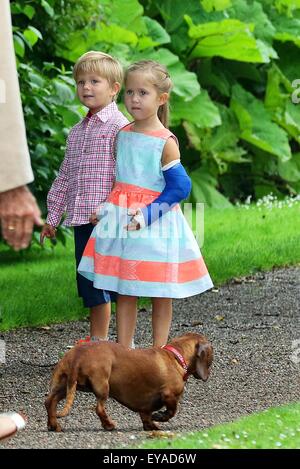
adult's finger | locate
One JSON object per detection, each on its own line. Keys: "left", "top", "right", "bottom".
{"left": 19, "top": 215, "right": 35, "bottom": 249}
{"left": 3, "top": 215, "right": 24, "bottom": 251}
{"left": 0, "top": 186, "right": 42, "bottom": 250}
{"left": 1, "top": 216, "right": 18, "bottom": 249}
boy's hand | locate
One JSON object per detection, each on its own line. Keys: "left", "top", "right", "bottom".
{"left": 89, "top": 212, "right": 98, "bottom": 225}
{"left": 40, "top": 223, "right": 56, "bottom": 244}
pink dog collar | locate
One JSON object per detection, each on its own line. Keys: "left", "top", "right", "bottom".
{"left": 162, "top": 345, "right": 189, "bottom": 380}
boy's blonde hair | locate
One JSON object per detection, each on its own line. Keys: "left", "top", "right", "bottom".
{"left": 73, "top": 51, "right": 124, "bottom": 95}
{"left": 125, "top": 60, "right": 172, "bottom": 128}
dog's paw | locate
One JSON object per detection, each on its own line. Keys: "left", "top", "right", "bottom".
{"left": 152, "top": 411, "right": 166, "bottom": 422}
{"left": 48, "top": 423, "right": 63, "bottom": 432}
{"left": 102, "top": 420, "right": 116, "bottom": 431}
{"left": 103, "top": 424, "right": 116, "bottom": 431}
{"left": 143, "top": 421, "right": 160, "bottom": 431}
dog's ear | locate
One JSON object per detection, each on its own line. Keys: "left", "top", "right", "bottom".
{"left": 195, "top": 342, "right": 212, "bottom": 381}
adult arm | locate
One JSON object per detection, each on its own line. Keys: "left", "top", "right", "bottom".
{"left": 0, "top": 1, "right": 42, "bottom": 249}
{"left": 0, "top": 0, "right": 34, "bottom": 191}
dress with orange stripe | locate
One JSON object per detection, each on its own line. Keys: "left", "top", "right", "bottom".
{"left": 77, "top": 124, "right": 213, "bottom": 298}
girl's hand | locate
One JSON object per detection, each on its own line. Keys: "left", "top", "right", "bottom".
{"left": 89, "top": 212, "right": 98, "bottom": 225}
{"left": 40, "top": 223, "right": 56, "bottom": 244}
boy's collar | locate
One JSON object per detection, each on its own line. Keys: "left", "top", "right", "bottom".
{"left": 86, "top": 101, "right": 118, "bottom": 123}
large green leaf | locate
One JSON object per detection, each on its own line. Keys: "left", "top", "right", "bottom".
{"left": 190, "top": 168, "right": 232, "bottom": 207}
{"left": 185, "top": 15, "right": 272, "bottom": 63}
{"left": 201, "top": 0, "right": 232, "bottom": 12}
{"left": 183, "top": 105, "right": 249, "bottom": 170}
{"left": 271, "top": 13, "right": 300, "bottom": 46}
{"left": 11, "top": 3, "right": 36, "bottom": 19}
{"left": 265, "top": 64, "right": 300, "bottom": 143}
{"left": 143, "top": 17, "right": 170, "bottom": 44}
{"left": 55, "top": 105, "right": 83, "bottom": 128}
{"left": 53, "top": 79, "right": 75, "bottom": 104}
{"left": 198, "top": 59, "right": 232, "bottom": 97}
{"left": 278, "top": 153, "right": 300, "bottom": 182}
{"left": 23, "top": 26, "right": 42, "bottom": 47}
{"left": 171, "top": 91, "right": 221, "bottom": 127}
{"left": 230, "top": 84, "right": 291, "bottom": 162}
{"left": 274, "top": 0, "right": 300, "bottom": 15}
{"left": 154, "top": 0, "right": 222, "bottom": 33}
{"left": 138, "top": 17, "right": 171, "bottom": 50}
{"left": 58, "top": 26, "right": 138, "bottom": 62}
{"left": 13, "top": 34, "right": 25, "bottom": 57}
{"left": 228, "top": 0, "right": 276, "bottom": 45}
{"left": 101, "top": 0, "right": 145, "bottom": 33}
{"left": 41, "top": 0, "right": 54, "bottom": 17}
{"left": 275, "top": 42, "right": 300, "bottom": 81}
{"left": 222, "top": 60, "right": 262, "bottom": 83}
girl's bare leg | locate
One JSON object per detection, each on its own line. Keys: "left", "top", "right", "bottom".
{"left": 90, "top": 303, "right": 111, "bottom": 339}
{"left": 152, "top": 298, "right": 172, "bottom": 347}
{"left": 116, "top": 295, "right": 137, "bottom": 348}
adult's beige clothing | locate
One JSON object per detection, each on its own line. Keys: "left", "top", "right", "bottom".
{"left": 0, "top": 0, "right": 34, "bottom": 192}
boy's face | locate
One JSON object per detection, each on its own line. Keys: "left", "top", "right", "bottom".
{"left": 76, "top": 72, "right": 120, "bottom": 114}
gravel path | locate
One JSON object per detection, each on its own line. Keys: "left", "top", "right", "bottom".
{"left": 0, "top": 266, "right": 299, "bottom": 449}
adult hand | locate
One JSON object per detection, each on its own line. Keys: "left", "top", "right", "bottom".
{"left": 40, "top": 223, "right": 57, "bottom": 245}
{"left": 0, "top": 185, "right": 42, "bottom": 251}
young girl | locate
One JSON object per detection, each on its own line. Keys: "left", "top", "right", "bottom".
{"left": 78, "top": 60, "right": 213, "bottom": 348}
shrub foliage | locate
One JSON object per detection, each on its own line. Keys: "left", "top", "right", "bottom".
{"left": 11, "top": 0, "right": 300, "bottom": 216}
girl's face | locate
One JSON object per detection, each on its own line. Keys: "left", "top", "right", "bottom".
{"left": 124, "top": 71, "right": 168, "bottom": 122}
{"left": 76, "top": 72, "right": 119, "bottom": 114}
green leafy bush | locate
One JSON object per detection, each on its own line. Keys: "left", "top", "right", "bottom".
{"left": 10, "top": 0, "right": 300, "bottom": 230}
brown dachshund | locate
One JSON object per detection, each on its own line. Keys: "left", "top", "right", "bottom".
{"left": 45, "top": 332, "right": 213, "bottom": 432}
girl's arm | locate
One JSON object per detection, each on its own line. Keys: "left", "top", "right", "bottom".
{"left": 126, "top": 138, "right": 191, "bottom": 230}
{"left": 161, "top": 136, "right": 181, "bottom": 168}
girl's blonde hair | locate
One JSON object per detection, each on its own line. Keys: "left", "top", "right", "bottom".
{"left": 73, "top": 51, "right": 124, "bottom": 99}
{"left": 125, "top": 60, "right": 172, "bottom": 128}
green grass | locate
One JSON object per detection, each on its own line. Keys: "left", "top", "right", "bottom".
{"left": 0, "top": 237, "right": 86, "bottom": 330}
{"left": 138, "top": 402, "right": 300, "bottom": 449}
{"left": 202, "top": 202, "right": 300, "bottom": 285}
{"left": 0, "top": 202, "right": 299, "bottom": 330}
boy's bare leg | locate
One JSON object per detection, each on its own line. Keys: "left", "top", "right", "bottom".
{"left": 116, "top": 295, "right": 137, "bottom": 348}
{"left": 90, "top": 303, "right": 111, "bottom": 339}
{"left": 152, "top": 298, "right": 172, "bottom": 347}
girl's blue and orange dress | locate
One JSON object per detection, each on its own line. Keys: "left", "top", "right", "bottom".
{"left": 78, "top": 124, "right": 213, "bottom": 298}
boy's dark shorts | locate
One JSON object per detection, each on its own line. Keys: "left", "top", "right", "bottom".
{"left": 74, "top": 223, "right": 116, "bottom": 308}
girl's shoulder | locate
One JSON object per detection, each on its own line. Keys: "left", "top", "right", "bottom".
{"left": 120, "top": 122, "right": 178, "bottom": 143}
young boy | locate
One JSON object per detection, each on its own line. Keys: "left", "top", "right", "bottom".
{"left": 41, "top": 51, "right": 128, "bottom": 344}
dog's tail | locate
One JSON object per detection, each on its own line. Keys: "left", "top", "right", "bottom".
{"left": 57, "top": 375, "right": 77, "bottom": 418}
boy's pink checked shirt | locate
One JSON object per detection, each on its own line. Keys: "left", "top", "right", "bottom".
{"left": 46, "top": 102, "right": 129, "bottom": 227}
